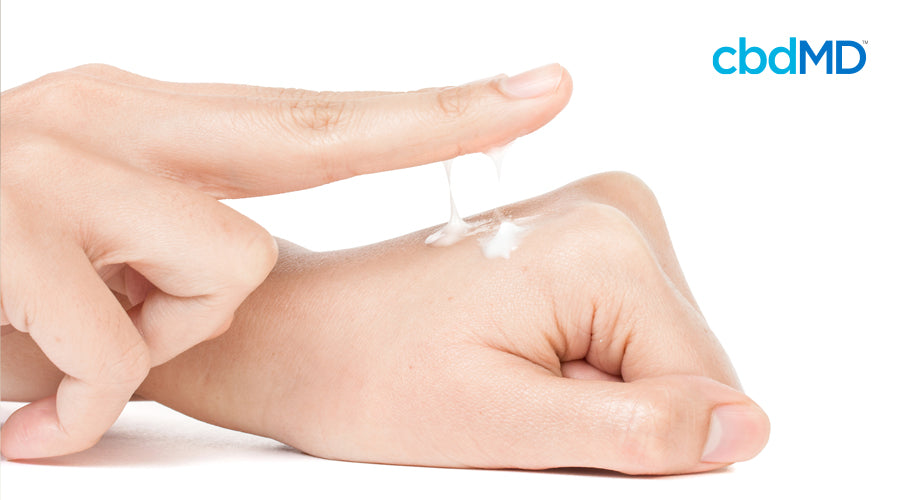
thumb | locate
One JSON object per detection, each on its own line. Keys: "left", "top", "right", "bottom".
{"left": 456, "top": 357, "right": 770, "bottom": 474}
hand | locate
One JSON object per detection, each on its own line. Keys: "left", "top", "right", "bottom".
{"left": 0, "top": 63, "right": 573, "bottom": 459}
{"left": 97, "top": 173, "right": 762, "bottom": 473}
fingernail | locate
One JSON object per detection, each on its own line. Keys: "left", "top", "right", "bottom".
{"left": 701, "top": 405, "right": 770, "bottom": 463}
{"left": 499, "top": 63, "right": 563, "bottom": 99}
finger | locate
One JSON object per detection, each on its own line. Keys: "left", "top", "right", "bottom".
{"left": 127, "top": 209, "right": 277, "bottom": 365}
{"left": 0, "top": 245, "right": 150, "bottom": 459}
{"left": 65, "top": 63, "right": 396, "bottom": 100}
{"left": 50, "top": 63, "right": 572, "bottom": 198}
{"left": 452, "top": 352, "right": 769, "bottom": 475}
{"left": 526, "top": 202, "right": 740, "bottom": 387}
{"left": 605, "top": 223, "right": 741, "bottom": 387}
{"left": 76, "top": 164, "right": 278, "bottom": 364}
{"left": 559, "top": 359, "right": 621, "bottom": 382}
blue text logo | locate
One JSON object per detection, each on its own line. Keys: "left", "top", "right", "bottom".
{"left": 713, "top": 38, "right": 866, "bottom": 74}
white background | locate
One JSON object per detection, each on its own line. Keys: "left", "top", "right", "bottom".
{"left": 2, "top": 0, "right": 898, "bottom": 498}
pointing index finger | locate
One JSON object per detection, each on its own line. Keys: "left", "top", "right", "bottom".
{"left": 53, "top": 64, "right": 572, "bottom": 199}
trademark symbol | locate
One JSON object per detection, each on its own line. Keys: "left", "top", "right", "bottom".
{"left": 862, "top": 40, "right": 868, "bottom": 44}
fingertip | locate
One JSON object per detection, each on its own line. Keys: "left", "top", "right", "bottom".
{"left": 470, "top": 63, "right": 572, "bottom": 151}
{"left": 497, "top": 63, "right": 565, "bottom": 99}
{"left": 558, "top": 65, "right": 574, "bottom": 100}
{"left": 493, "top": 63, "right": 573, "bottom": 113}
{"left": 0, "top": 397, "right": 65, "bottom": 460}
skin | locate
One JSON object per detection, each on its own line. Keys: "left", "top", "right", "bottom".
{"left": 0, "top": 63, "right": 573, "bottom": 459}
{"left": 3, "top": 173, "right": 770, "bottom": 475}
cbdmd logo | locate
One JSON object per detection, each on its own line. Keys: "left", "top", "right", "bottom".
{"left": 713, "top": 38, "right": 867, "bottom": 74}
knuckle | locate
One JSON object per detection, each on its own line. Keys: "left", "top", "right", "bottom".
{"left": 227, "top": 220, "right": 278, "bottom": 290}
{"left": 244, "top": 226, "right": 279, "bottom": 282}
{"left": 524, "top": 203, "right": 615, "bottom": 279}
{"left": 578, "top": 203, "right": 656, "bottom": 271}
{"left": 271, "top": 86, "right": 316, "bottom": 100}
{"left": 0, "top": 136, "right": 74, "bottom": 205}
{"left": 532, "top": 202, "right": 659, "bottom": 286}
{"left": 33, "top": 70, "right": 98, "bottom": 102}
{"left": 99, "top": 338, "right": 152, "bottom": 387}
{"left": 7, "top": 70, "right": 108, "bottom": 123}
{"left": 577, "top": 171, "right": 648, "bottom": 197}
{"left": 575, "top": 172, "right": 663, "bottom": 218}
{"left": 435, "top": 85, "right": 474, "bottom": 119}
{"left": 565, "top": 201, "right": 635, "bottom": 231}
{"left": 1, "top": 133, "right": 68, "bottom": 169}
{"left": 209, "top": 313, "right": 236, "bottom": 341}
{"left": 284, "top": 96, "right": 347, "bottom": 133}
{"left": 559, "top": 202, "right": 649, "bottom": 260}
{"left": 64, "top": 63, "right": 123, "bottom": 79}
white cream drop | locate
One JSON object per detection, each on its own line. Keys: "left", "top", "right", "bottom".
{"left": 480, "top": 220, "right": 527, "bottom": 259}
{"left": 425, "top": 159, "right": 471, "bottom": 246}
{"left": 426, "top": 143, "right": 529, "bottom": 259}
{"left": 484, "top": 142, "right": 511, "bottom": 180}
{"left": 480, "top": 142, "right": 526, "bottom": 259}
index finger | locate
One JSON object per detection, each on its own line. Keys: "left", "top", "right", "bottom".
{"left": 65, "top": 63, "right": 397, "bottom": 101}
{"left": 43, "top": 64, "right": 572, "bottom": 199}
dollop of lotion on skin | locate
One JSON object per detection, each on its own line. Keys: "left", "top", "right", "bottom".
{"left": 426, "top": 143, "right": 527, "bottom": 259}
{"left": 480, "top": 220, "right": 527, "bottom": 259}
{"left": 425, "top": 159, "right": 471, "bottom": 246}
{"left": 480, "top": 143, "right": 527, "bottom": 259}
